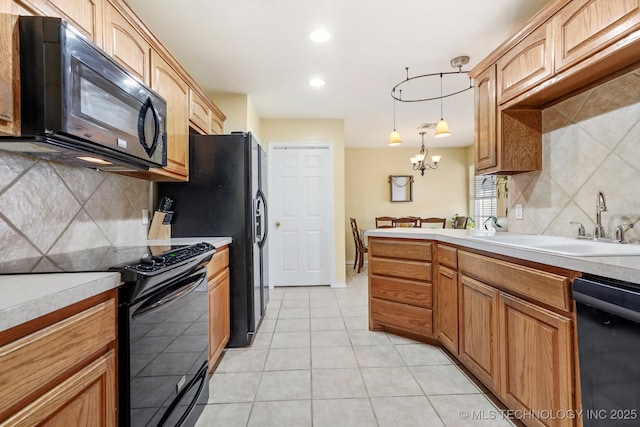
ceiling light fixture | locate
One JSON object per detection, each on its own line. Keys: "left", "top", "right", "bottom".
{"left": 435, "top": 73, "right": 451, "bottom": 138}
{"left": 309, "top": 29, "right": 330, "bottom": 43}
{"left": 389, "top": 91, "right": 402, "bottom": 146}
{"left": 309, "top": 78, "right": 325, "bottom": 87}
{"left": 390, "top": 56, "right": 472, "bottom": 140}
{"left": 410, "top": 127, "right": 441, "bottom": 176}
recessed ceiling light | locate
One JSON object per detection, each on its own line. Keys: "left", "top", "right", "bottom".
{"left": 309, "top": 78, "right": 325, "bottom": 87}
{"left": 309, "top": 29, "right": 330, "bottom": 43}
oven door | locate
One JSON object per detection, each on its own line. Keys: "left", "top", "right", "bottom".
{"left": 119, "top": 269, "right": 209, "bottom": 427}
{"left": 63, "top": 25, "right": 166, "bottom": 167}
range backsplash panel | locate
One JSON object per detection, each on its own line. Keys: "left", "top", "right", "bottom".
{"left": 508, "top": 69, "right": 640, "bottom": 243}
{"left": 0, "top": 152, "right": 150, "bottom": 264}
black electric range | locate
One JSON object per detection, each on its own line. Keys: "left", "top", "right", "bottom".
{"left": 1, "top": 242, "right": 217, "bottom": 427}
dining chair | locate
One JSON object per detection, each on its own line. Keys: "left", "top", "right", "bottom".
{"left": 393, "top": 217, "right": 420, "bottom": 228}
{"left": 418, "top": 217, "right": 446, "bottom": 228}
{"left": 349, "top": 218, "right": 368, "bottom": 273}
{"left": 375, "top": 216, "right": 395, "bottom": 228}
{"left": 453, "top": 216, "right": 469, "bottom": 229}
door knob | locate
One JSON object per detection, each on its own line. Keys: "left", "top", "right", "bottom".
{"left": 275, "top": 221, "right": 281, "bottom": 227}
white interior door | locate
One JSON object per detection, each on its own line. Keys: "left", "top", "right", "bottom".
{"left": 269, "top": 145, "right": 332, "bottom": 286}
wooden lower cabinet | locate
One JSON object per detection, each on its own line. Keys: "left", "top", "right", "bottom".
{"left": 3, "top": 350, "right": 116, "bottom": 426}
{"left": 435, "top": 264, "right": 459, "bottom": 354}
{"left": 207, "top": 246, "right": 230, "bottom": 371}
{"left": 500, "top": 293, "right": 574, "bottom": 427}
{"left": 368, "top": 238, "right": 434, "bottom": 340}
{"left": 208, "top": 268, "right": 230, "bottom": 370}
{"left": 0, "top": 291, "right": 117, "bottom": 425}
{"left": 458, "top": 274, "right": 501, "bottom": 393}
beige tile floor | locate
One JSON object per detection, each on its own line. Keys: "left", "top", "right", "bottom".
{"left": 195, "top": 266, "right": 517, "bottom": 427}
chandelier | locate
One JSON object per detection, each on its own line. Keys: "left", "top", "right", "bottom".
{"left": 389, "top": 56, "right": 473, "bottom": 144}
{"left": 411, "top": 128, "right": 441, "bottom": 176}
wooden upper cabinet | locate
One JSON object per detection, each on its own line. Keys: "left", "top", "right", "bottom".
{"left": 151, "top": 49, "right": 190, "bottom": 181}
{"left": 102, "top": 0, "right": 150, "bottom": 83}
{"left": 554, "top": 0, "right": 640, "bottom": 73}
{"left": 189, "top": 87, "right": 211, "bottom": 134}
{"left": 0, "top": 14, "right": 17, "bottom": 135}
{"left": 497, "top": 21, "right": 554, "bottom": 104}
{"left": 474, "top": 65, "right": 497, "bottom": 172}
{"left": 21, "top": 0, "right": 103, "bottom": 43}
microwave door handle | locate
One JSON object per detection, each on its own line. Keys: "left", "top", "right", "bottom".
{"left": 138, "top": 98, "right": 160, "bottom": 156}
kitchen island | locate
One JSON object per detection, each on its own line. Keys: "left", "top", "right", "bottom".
{"left": 365, "top": 228, "right": 640, "bottom": 427}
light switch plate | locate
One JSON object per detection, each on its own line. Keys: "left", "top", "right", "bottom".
{"left": 142, "top": 209, "right": 149, "bottom": 225}
{"left": 515, "top": 204, "right": 523, "bottom": 220}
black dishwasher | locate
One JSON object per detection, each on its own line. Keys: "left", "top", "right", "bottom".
{"left": 573, "top": 275, "right": 640, "bottom": 426}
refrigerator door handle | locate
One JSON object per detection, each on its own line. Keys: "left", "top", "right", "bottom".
{"left": 257, "top": 189, "right": 268, "bottom": 248}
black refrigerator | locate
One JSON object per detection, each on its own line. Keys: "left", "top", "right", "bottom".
{"left": 158, "top": 132, "right": 268, "bottom": 347}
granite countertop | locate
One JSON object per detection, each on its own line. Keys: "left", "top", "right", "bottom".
{"left": 0, "top": 237, "right": 232, "bottom": 332}
{"left": 365, "top": 228, "right": 640, "bottom": 284}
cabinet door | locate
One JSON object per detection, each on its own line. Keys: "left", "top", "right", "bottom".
{"left": 189, "top": 87, "right": 211, "bottom": 135}
{"left": 554, "top": 0, "right": 640, "bottom": 73}
{"left": 497, "top": 21, "right": 554, "bottom": 103}
{"left": 2, "top": 350, "right": 117, "bottom": 426}
{"left": 500, "top": 293, "right": 575, "bottom": 427}
{"left": 208, "top": 268, "right": 230, "bottom": 370}
{"left": 436, "top": 264, "right": 459, "bottom": 354}
{"left": 21, "top": 0, "right": 103, "bottom": 43}
{"left": 458, "top": 274, "right": 500, "bottom": 393}
{"left": 474, "top": 65, "right": 497, "bottom": 172}
{"left": 151, "top": 49, "right": 189, "bottom": 181}
{"left": 0, "top": 14, "right": 17, "bottom": 135}
{"left": 103, "top": 1, "right": 150, "bottom": 83}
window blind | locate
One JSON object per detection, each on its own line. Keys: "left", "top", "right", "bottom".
{"left": 473, "top": 174, "right": 497, "bottom": 229}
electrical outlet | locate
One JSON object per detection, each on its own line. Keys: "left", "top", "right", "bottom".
{"left": 515, "top": 204, "right": 523, "bottom": 220}
{"left": 142, "top": 209, "right": 149, "bottom": 225}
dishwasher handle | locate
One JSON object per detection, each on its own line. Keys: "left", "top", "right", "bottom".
{"left": 573, "top": 277, "right": 640, "bottom": 324}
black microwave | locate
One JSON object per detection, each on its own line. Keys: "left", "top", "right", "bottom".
{"left": 0, "top": 16, "right": 166, "bottom": 171}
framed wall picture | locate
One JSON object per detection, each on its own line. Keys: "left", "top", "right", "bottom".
{"left": 389, "top": 175, "right": 414, "bottom": 202}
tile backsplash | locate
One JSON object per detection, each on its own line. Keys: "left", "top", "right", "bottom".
{"left": 0, "top": 152, "right": 151, "bottom": 263}
{"left": 508, "top": 69, "right": 640, "bottom": 243}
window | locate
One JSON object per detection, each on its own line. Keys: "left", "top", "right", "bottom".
{"left": 472, "top": 173, "right": 497, "bottom": 229}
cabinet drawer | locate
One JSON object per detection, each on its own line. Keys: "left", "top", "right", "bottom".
{"left": 370, "top": 275, "right": 432, "bottom": 309}
{"left": 207, "top": 246, "right": 229, "bottom": 280}
{"left": 436, "top": 244, "right": 457, "bottom": 269}
{"left": 370, "top": 257, "right": 432, "bottom": 282}
{"left": 459, "top": 251, "right": 571, "bottom": 312}
{"left": 0, "top": 298, "right": 116, "bottom": 415}
{"left": 369, "top": 238, "right": 432, "bottom": 261}
{"left": 370, "top": 297, "right": 432, "bottom": 336}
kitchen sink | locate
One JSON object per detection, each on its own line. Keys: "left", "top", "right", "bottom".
{"left": 467, "top": 234, "right": 640, "bottom": 257}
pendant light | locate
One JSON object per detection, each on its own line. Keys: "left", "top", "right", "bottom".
{"left": 389, "top": 91, "right": 402, "bottom": 146}
{"left": 434, "top": 73, "right": 451, "bottom": 138}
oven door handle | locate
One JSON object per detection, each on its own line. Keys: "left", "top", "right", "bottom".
{"left": 132, "top": 271, "right": 206, "bottom": 319}
{"left": 158, "top": 361, "right": 208, "bottom": 427}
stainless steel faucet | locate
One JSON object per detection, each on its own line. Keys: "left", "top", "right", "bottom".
{"left": 594, "top": 191, "right": 607, "bottom": 239}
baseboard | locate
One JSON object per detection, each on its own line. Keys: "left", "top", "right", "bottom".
{"left": 331, "top": 282, "right": 347, "bottom": 288}
{"left": 346, "top": 261, "right": 368, "bottom": 266}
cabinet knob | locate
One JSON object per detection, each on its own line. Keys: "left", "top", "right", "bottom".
{"left": 275, "top": 221, "right": 281, "bottom": 227}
